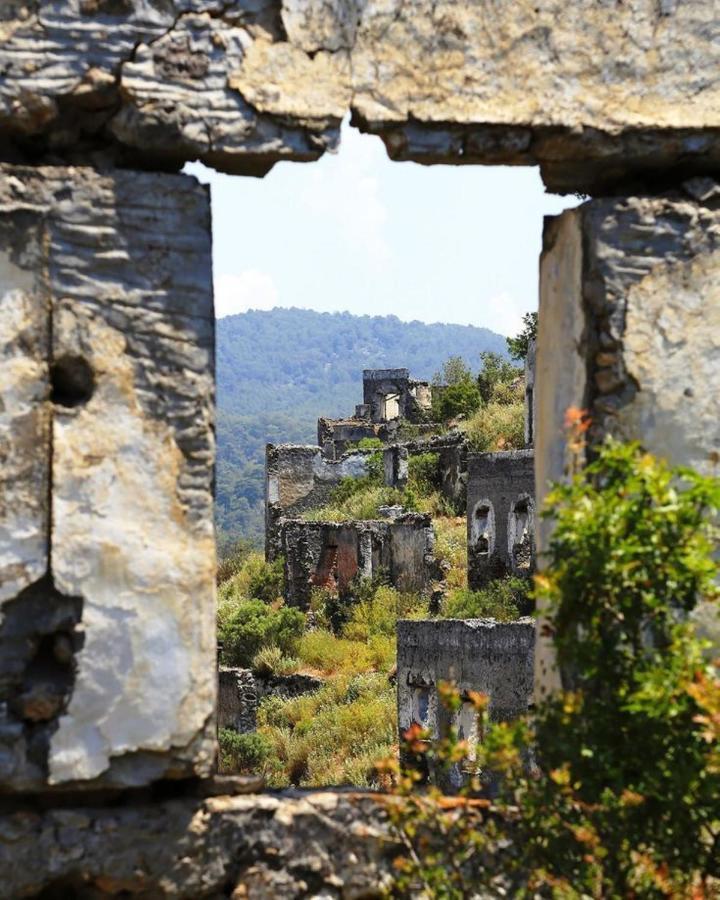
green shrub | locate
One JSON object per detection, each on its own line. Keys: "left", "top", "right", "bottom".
{"left": 219, "top": 599, "right": 305, "bottom": 667}
{"left": 216, "top": 537, "right": 256, "bottom": 586}
{"left": 218, "top": 552, "right": 284, "bottom": 608}
{"left": 251, "top": 645, "right": 299, "bottom": 677}
{"left": 442, "top": 576, "right": 531, "bottom": 620}
{"left": 432, "top": 357, "right": 482, "bottom": 423}
{"left": 463, "top": 399, "right": 524, "bottom": 452}
{"left": 384, "top": 439, "right": 720, "bottom": 897}
{"left": 408, "top": 452, "right": 440, "bottom": 497}
{"left": 219, "top": 729, "right": 272, "bottom": 774}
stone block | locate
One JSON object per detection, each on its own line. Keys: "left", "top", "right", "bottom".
{"left": 0, "top": 164, "right": 215, "bottom": 790}
{"left": 5, "top": 3, "right": 714, "bottom": 190}
{"left": 218, "top": 668, "right": 258, "bottom": 735}
{"left": 536, "top": 182, "right": 720, "bottom": 691}
{"left": 466, "top": 451, "right": 535, "bottom": 589}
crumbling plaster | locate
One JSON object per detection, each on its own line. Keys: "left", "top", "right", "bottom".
{"left": 0, "top": 164, "right": 216, "bottom": 790}
{"left": 0, "top": 1, "right": 718, "bottom": 191}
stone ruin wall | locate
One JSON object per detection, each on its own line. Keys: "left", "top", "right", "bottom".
{"left": 397, "top": 618, "right": 535, "bottom": 790}
{"left": 467, "top": 450, "right": 536, "bottom": 591}
{"left": 264, "top": 443, "right": 372, "bottom": 559}
{"left": 280, "top": 515, "right": 437, "bottom": 610}
{"left": 0, "top": 0, "right": 718, "bottom": 894}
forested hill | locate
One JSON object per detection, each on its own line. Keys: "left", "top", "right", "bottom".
{"left": 216, "top": 307, "right": 507, "bottom": 547}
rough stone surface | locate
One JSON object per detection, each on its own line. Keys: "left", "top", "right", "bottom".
{"left": 265, "top": 444, "right": 371, "bottom": 560}
{"left": 218, "top": 668, "right": 324, "bottom": 736}
{"left": 524, "top": 338, "right": 536, "bottom": 448}
{"left": 281, "top": 515, "right": 437, "bottom": 610}
{"left": 397, "top": 618, "right": 535, "bottom": 787}
{"left": 0, "top": 164, "right": 216, "bottom": 791}
{"left": 218, "top": 668, "right": 258, "bottom": 735}
{"left": 383, "top": 432, "right": 468, "bottom": 515}
{"left": 0, "top": 789, "right": 396, "bottom": 899}
{"left": 536, "top": 183, "right": 720, "bottom": 693}
{"left": 4, "top": 2, "right": 717, "bottom": 189}
{"left": 467, "top": 451, "right": 536, "bottom": 590}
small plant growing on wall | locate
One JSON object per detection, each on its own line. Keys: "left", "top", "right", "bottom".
{"left": 382, "top": 436, "right": 720, "bottom": 897}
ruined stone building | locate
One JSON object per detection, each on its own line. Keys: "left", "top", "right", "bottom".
{"left": 467, "top": 449, "right": 536, "bottom": 589}
{"left": 319, "top": 367, "right": 439, "bottom": 458}
{"left": 397, "top": 618, "right": 535, "bottom": 789}
{"left": 281, "top": 514, "right": 437, "bottom": 609}
{"left": 0, "top": 1, "right": 717, "bottom": 894}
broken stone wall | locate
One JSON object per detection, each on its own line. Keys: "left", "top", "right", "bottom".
{"left": 524, "top": 338, "right": 537, "bottom": 448}
{"left": 218, "top": 668, "right": 258, "bottom": 735}
{"left": 0, "top": 163, "right": 216, "bottom": 792}
{"left": 218, "top": 668, "right": 323, "bottom": 736}
{"left": 265, "top": 443, "right": 371, "bottom": 559}
{"left": 467, "top": 450, "right": 536, "bottom": 590}
{"left": 1, "top": 0, "right": 719, "bottom": 891}
{"left": 397, "top": 618, "right": 535, "bottom": 788}
{"left": 1, "top": 2, "right": 717, "bottom": 193}
{"left": 362, "top": 368, "right": 431, "bottom": 423}
{"left": 383, "top": 432, "right": 468, "bottom": 513}
{"left": 535, "top": 182, "right": 720, "bottom": 693}
{"left": 280, "top": 515, "right": 435, "bottom": 610}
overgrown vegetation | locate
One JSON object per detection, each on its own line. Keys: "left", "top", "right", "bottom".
{"left": 384, "top": 437, "right": 720, "bottom": 897}
{"left": 506, "top": 311, "right": 538, "bottom": 362}
{"left": 442, "top": 575, "right": 532, "bottom": 621}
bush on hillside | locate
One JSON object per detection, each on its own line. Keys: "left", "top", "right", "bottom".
{"left": 219, "top": 599, "right": 305, "bottom": 668}
{"left": 464, "top": 399, "right": 525, "bottom": 452}
{"left": 441, "top": 576, "right": 532, "bottom": 621}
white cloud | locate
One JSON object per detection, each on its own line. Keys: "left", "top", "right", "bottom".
{"left": 474, "top": 292, "right": 529, "bottom": 338}
{"left": 300, "top": 123, "right": 390, "bottom": 267}
{"left": 214, "top": 270, "right": 280, "bottom": 318}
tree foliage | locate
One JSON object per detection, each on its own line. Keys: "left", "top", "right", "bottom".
{"left": 432, "top": 356, "right": 482, "bottom": 422}
{"left": 506, "top": 311, "right": 538, "bottom": 362}
{"left": 384, "top": 438, "right": 720, "bottom": 897}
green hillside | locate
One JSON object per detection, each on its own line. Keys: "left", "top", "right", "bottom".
{"left": 216, "top": 307, "right": 508, "bottom": 548}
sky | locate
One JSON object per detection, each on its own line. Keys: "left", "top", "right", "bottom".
{"left": 186, "top": 122, "right": 579, "bottom": 338}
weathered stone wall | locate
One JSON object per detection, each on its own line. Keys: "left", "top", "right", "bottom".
{"left": 524, "top": 338, "right": 537, "bottom": 448}
{"left": 0, "top": 2, "right": 718, "bottom": 192}
{"left": 467, "top": 450, "right": 536, "bottom": 590}
{"left": 397, "top": 618, "right": 535, "bottom": 787}
{"left": 535, "top": 182, "right": 720, "bottom": 692}
{"left": 218, "top": 668, "right": 258, "bottom": 734}
{"left": 265, "top": 443, "right": 371, "bottom": 559}
{"left": 383, "top": 432, "right": 468, "bottom": 514}
{"left": 362, "top": 368, "right": 431, "bottom": 423}
{"left": 218, "top": 668, "right": 324, "bottom": 735}
{"left": 0, "top": 163, "right": 216, "bottom": 792}
{"left": 0, "top": 786, "right": 397, "bottom": 899}
{"left": 280, "top": 515, "right": 436, "bottom": 610}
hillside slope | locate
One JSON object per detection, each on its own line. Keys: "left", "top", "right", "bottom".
{"left": 217, "top": 308, "right": 507, "bottom": 546}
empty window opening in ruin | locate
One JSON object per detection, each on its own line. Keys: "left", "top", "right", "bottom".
{"left": 382, "top": 392, "right": 400, "bottom": 420}
{"left": 456, "top": 697, "right": 482, "bottom": 768}
{"left": 411, "top": 684, "right": 433, "bottom": 729}
{"left": 510, "top": 497, "right": 533, "bottom": 573}
{"left": 310, "top": 545, "right": 340, "bottom": 596}
{"left": 187, "top": 120, "right": 580, "bottom": 790}
{"left": 471, "top": 502, "right": 494, "bottom": 557}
